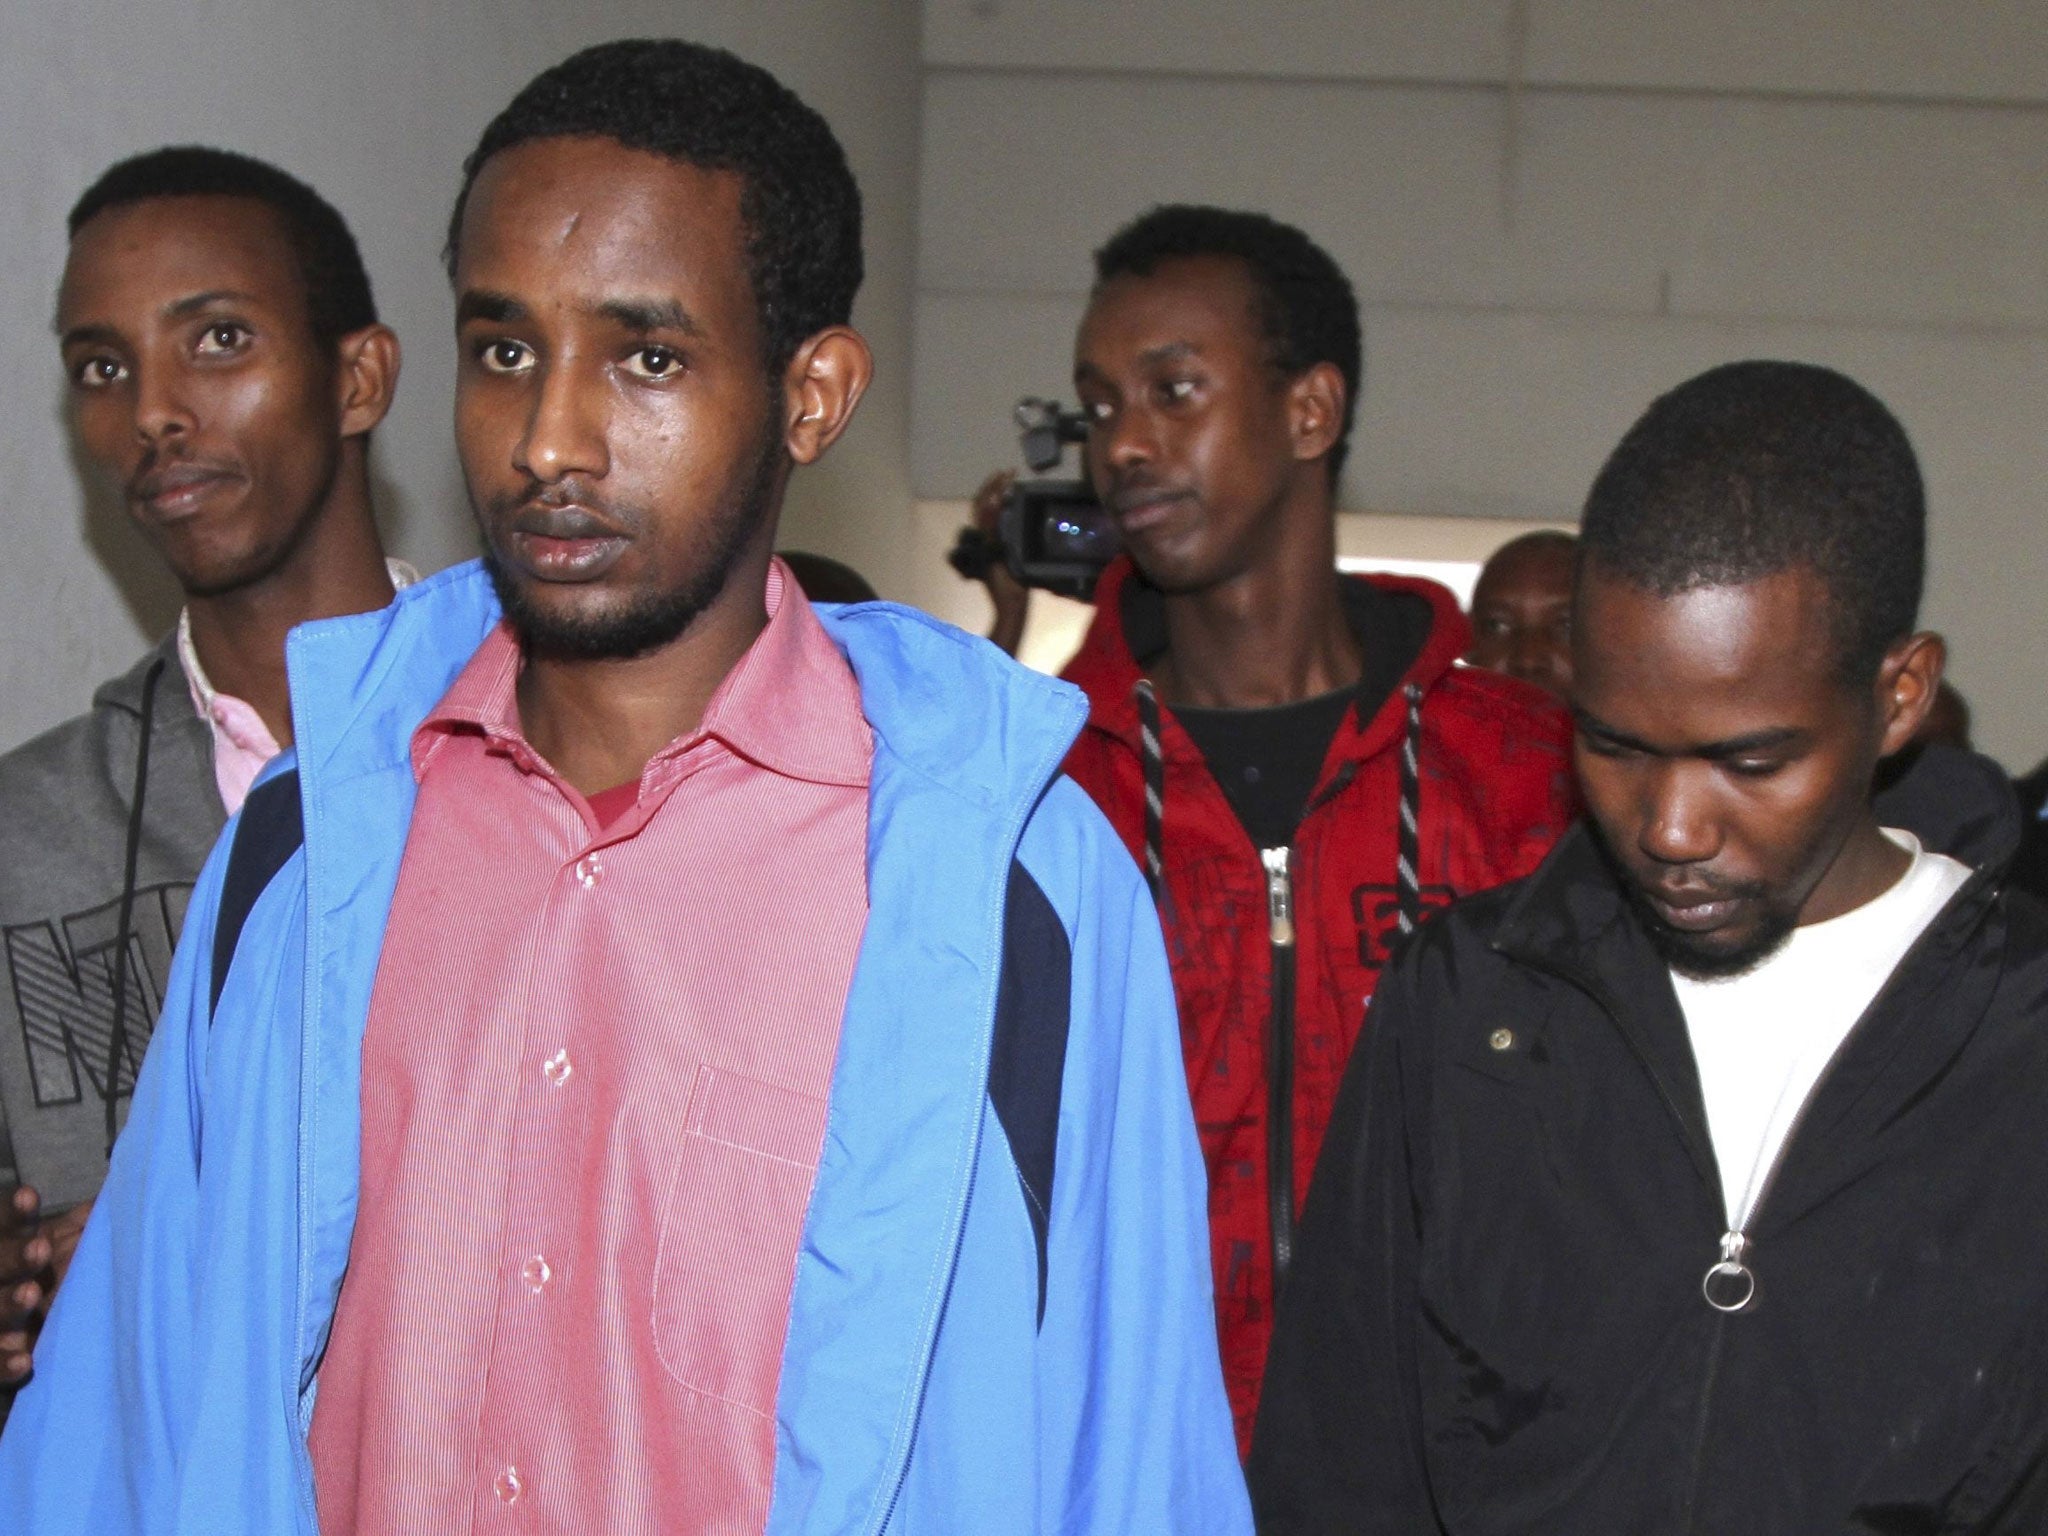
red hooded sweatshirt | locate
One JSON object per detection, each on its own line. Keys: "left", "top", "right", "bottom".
{"left": 1060, "top": 557, "right": 1576, "bottom": 1449}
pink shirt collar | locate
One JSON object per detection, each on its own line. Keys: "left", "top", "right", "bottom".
{"left": 178, "top": 558, "right": 419, "bottom": 815}
{"left": 414, "top": 558, "right": 872, "bottom": 795}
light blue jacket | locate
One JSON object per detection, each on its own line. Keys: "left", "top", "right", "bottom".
{"left": 0, "top": 563, "right": 1249, "bottom": 1534}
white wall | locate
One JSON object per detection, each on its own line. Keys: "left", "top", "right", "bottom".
{"left": 913, "top": 0, "right": 2048, "bottom": 770}
{"left": 0, "top": 0, "right": 921, "bottom": 752}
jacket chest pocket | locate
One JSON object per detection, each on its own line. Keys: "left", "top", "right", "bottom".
{"left": 652, "top": 1065, "right": 830, "bottom": 1417}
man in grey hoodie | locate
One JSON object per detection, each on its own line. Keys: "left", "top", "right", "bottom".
{"left": 0, "top": 146, "right": 407, "bottom": 1389}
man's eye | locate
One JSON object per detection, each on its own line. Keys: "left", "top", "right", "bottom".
{"left": 1083, "top": 398, "right": 1113, "bottom": 424}
{"left": 478, "top": 339, "right": 532, "bottom": 375}
{"left": 195, "top": 322, "right": 250, "bottom": 356}
{"left": 71, "top": 354, "right": 127, "bottom": 388}
{"left": 623, "top": 346, "right": 682, "bottom": 380}
{"left": 1159, "top": 378, "right": 1197, "bottom": 404}
{"left": 1728, "top": 759, "right": 1782, "bottom": 779}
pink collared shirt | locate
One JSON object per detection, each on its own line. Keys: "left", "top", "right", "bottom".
{"left": 308, "top": 562, "right": 872, "bottom": 1535}
{"left": 178, "top": 559, "right": 418, "bottom": 813}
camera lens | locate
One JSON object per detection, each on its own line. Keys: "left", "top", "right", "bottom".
{"left": 1041, "top": 510, "right": 1116, "bottom": 561}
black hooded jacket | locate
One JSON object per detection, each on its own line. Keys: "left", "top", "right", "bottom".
{"left": 1249, "top": 753, "right": 2048, "bottom": 1534}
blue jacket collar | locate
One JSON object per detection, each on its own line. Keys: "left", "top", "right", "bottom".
{"left": 286, "top": 560, "right": 503, "bottom": 787}
{"left": 287, "top": 562, "right": 1087, "bottom": 818}
{"left": 814, "top": 597, "right": 1087, "bottom": 819}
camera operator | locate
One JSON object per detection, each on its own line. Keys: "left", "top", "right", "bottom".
{"left": 1046, "top": 205, "right": 1576, "bottom": 1451}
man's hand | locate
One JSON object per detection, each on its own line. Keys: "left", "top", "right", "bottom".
{"left": 969, "top": 471, "right": 1030, "bottom": 657}
{"left": 44, "top": 1199, "right": 89, "bottom": 1289}
{"left": 0, "top": 1184, "right": 67, "bottom": 1385}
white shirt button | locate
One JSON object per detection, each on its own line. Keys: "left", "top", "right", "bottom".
{"left": 494, "top": 1466, "right": 524, "bottom": 1503}
{"left": 543, "top": 1048, "right": 573, "bottom": 1087}
{"left": 521, "top": 1254, "right": 553, "bottom": 1293}
{"left": 573, "top": 853, "right": 603, "bottom": 889}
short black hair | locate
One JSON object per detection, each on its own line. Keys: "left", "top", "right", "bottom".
{"left": 1093, "top": 205, "right": 1361, "bottom": 483}
{"left": 68, "top": 145, "right": 378, "bottom": 350}
{"left": 1579, "top": 360, "right": 1925, "bottom": 684}
{"left": 446, "top": 39, "right": 863, "bottom": 381}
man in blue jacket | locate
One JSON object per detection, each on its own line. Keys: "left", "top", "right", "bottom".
{"left": 0, "top": 40, "right": 1248, "bottom": 1536}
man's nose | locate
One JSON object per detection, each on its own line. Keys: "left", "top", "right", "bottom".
{"left": 131, "top": 363, "right": 195, "bottom": 448}
{"left": 1638, "top": 761, "right": 1722, "bottom": 867}
{"left": 1099, "top": 404, "right": 1158, "bottom": 475}
{"left": 514, "top": 360, "right": 610, "bottom": 483}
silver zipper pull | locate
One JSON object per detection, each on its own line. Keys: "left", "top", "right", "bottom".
{"left": 1702, "top": 1229, "right": 1756, "bottom": 1313}
{"left": 1261, "top": 847, "right": 1295, "bottom": 947}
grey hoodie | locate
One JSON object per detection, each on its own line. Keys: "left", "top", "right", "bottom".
{"left": 0, "top": 637, "right": 224, "bottom": 1210}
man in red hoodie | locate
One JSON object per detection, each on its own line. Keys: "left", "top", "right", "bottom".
{"left": 1060, "top": 205, "right": 1575, "bottom": 1447}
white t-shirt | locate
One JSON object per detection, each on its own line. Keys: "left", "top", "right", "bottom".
{"left": 1672, "top": 828, "right": 1971, "bottom": 1230}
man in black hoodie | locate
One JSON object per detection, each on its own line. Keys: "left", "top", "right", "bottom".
{"left": 1250, "top": 360, "right": 2048, "bottom": 1533}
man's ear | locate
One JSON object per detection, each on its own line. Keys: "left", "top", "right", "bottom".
{"left": 1875, "top": 631, "right": 1946, "bottom": 756}
{"left": 782, "top": 326, "right": 874, "bottom": 466}
{"left": 335, "top": 324, "right": 401, "bottom": 439}
{"left": 1287, "top": 361, "right": 1347, "bottom": 468}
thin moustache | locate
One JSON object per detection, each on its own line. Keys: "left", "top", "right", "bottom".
{"left": 130, "top": 459, "right": 238, "bottom": 504}
{"left": 1644, "top": 879, "right": 1762, "bottom": 911}
{"left": 1108, "top": 481, "right": 1188, "bottom": 515}
{"left": 501, "top": 495, "right": 631, "bottom": 542}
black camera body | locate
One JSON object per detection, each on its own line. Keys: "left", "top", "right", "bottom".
{"left": 948, "top": 398, "right": 1122, "bottom": 601}
{"left": 996, "top": 477, "right": 1117, "bottom": 600}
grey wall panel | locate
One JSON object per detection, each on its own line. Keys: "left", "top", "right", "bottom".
{"left": 1529, "top": 1, "right": 2048, "bottom": 101}
{"left": 923, "top": 0, "right": 1510, "bottom": 82}
{"left": 917, "top": 73, "right": 1646, "bottom": 312}
{"left": 921, "top": 72, "right": 2048, "bottom": 330}
{"left": 914, "top": 291, "right": 1089, "bottom": 496}
{"left": 1655, "top": 99, "right": 2048, "bottom": 331}
{"left": 926, "top": 0, "right": 2048, "bottom": 103}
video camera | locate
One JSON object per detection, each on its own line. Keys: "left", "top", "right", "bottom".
{"left": 948, "top": 398, "right": 1121, "bottom": 601}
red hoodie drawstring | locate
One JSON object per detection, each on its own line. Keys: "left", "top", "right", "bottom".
{"left": 1133, "top": 678, "right": 1167, "bottom": 909}
{"left": 1130, "top": 675, "right": 1427, "bottom": 943}
{"left": 1396, "top": 682, "right": 1424, "bottom": 938}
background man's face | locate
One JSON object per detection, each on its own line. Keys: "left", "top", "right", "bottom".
{"left": 454, "top": 136, "right": 783, "bottom": 660}
{"left": 1571, "top": 566, "right": 1890, "bottom": 977}
{"left": 1072, "top": 255, "right": 1299, "bottom": 594}
{"left": 1466, "top": 535, "right": 1575, "bottom": 697}
{"left": 57, "top": 195, "right": 347, "bottom": 598}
